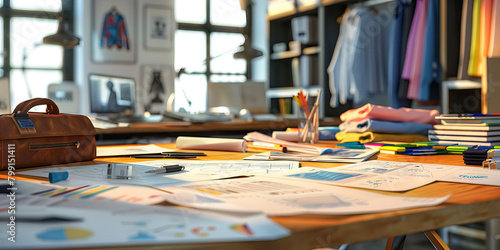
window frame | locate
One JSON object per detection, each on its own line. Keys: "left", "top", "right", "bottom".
{"left": 176, "top": 0, "right": 252, "bottom": 81}
{"left": 0, "top": 0, "right": 75, "bottom": 80}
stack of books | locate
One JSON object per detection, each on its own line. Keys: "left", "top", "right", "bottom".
{"left": 429, "top": 114, "right": 500, "bottom": 146}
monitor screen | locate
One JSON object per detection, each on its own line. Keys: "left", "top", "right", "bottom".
{"left": 88, "top": 74, "right": 135, "bottom": 114}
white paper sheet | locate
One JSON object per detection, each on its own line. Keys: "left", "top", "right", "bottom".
{"left": 338, "top": 161, "right": 500, "bottom": 186}
{"left": 269, "top": 167, "right": 436, "bottom": 191}
{"left": 268, "top": 160, "right": 451, "bottom": 191}
{"left": 19, "top": 160, "right": 301, "bottom": 188}
{"left": 96, "top": 144, "right": 172, "bottom": 157}
{"left": 244, "top": 131, "right": 333, "bottom": 155}
{"left": 245, "top": 148, "right": 379, "bottom": 163}
{"left": 310, "top": 160, "right": 500, "bottom": 189}
{"left": 18, "top": 163, "right": 190, "bottom": 187}
{"left": 176, "top": 136, "right": 247, "bottom": 152}
{"left": 161, "top": 176, "right": 451, "bottom": 216}
{"left": 437, "top": 166, "right": 500, "bottom": 185}
{"left": 0, "top": 196, "right": 289, "bottom": 249}
{"left": 12, "top": 180, "right": 167, "bottom": 205}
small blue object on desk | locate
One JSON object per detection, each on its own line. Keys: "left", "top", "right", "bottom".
{"left": 318, "top": 126, "right": 341, "bottom": 140}
{"left": 48, "top": 171, "right": 69, "bottom": 183}
{"left": 337, "top": 142, "right": 365, "bottom": 149}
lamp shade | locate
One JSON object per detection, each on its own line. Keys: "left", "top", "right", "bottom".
{"left": 43, "top": 18, "right": 80, "bottom": 48}
{"left": 233, "top": 35, "right": 263, "bottom": 60}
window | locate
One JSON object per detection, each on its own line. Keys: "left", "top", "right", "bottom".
{"left": 1, "top": 0, "right": 74, "bottom": 109}
{"left": 174, "top": 0, "right": 248, "bottom": 113}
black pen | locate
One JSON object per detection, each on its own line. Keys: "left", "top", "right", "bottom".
{"left": 162, "top": 152, "right": 206, "bottom": 156}
{"left": 133, "top": 155, "right": 197, "bottom": 159}
{"left": 145, "top": 165, "right": 185, "bottom": 174}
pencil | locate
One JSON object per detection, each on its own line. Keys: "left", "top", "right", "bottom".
{"left": 247, "top": 144, "right": 287, "bottom": 153}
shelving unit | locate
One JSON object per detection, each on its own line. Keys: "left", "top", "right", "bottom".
{"left": 266, "top": 0, "right": 354, "bottom": 118}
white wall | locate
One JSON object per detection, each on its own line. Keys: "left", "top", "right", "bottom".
{"left": 251, "top": 0, "right": 268, "bottom": 82}
{"left": 75, "top": 0, "right": 175, "bottom": 116}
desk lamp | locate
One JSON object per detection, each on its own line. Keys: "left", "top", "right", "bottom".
{"left": 233, "top": 0, "right": 263, "bottom": 60}
{"left": 43, "top": 17, "right": 80, "bottom": 48}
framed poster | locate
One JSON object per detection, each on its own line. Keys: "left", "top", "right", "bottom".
{"left": 138, "top": 65, "right": 175, "bottom": 113}
{"left": 92, "top": 0, "right": 136, "bottom": 63}
{"left": 144, "top": 4, "right": 174, "bottom": 50}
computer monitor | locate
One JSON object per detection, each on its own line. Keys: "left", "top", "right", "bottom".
{"left": 88, "top": 74, "right": 135, "bottom": 115}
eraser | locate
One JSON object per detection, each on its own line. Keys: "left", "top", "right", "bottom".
{"left": 48, "top": 171, "right": 69, "bottom": 183}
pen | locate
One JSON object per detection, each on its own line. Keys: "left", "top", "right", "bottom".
{"left": 247, "top": 144, "right": 287, "bottom": 153}
{"left": 133, "top": 155, "right": 197, "bottom": 159}
{"left": 249, "top": 141, "right": 282, "bottom": 147}
{"left": 130, "top": 152, "right": 206, "bottom": 157}
{"left": 145, "top": 165, "right": 185, "bottom": 174}
{"left": 162, "top": 152, "right": 206, "bottom": 156}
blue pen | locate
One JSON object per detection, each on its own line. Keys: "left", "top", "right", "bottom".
{"left": 404, "top": 148, "right": 443, "bottom": 153}
{"left": 401, "top": 151, "right": 447, "bottom": 156}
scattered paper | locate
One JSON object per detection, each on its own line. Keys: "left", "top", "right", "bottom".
{"left": 176, "top": 136, "right": 247, "bottom": 152}
{"left": 437, "top": 166, "right": 500, "bottom": 186}
{"left": 161, "top": 176, "right": 451, "bottom": 216}
{"left": 18, "top": 160, "right": 301, "bottom": 187}
{"left": 0, "top": 196, "right": 289, "bottom": 249}
{"left": 244, "top": 131, "right": 333, "bottom": 155}
{"left": 18, "top": 163, "right": 190, "bottom": 188}
{"left": 96, "top": 144, "right": 172, "bottom": 157}
{"left": 269, "top": 166, "right": 435, "bottom": 191}
{"left": 245, "top": 148, "right": 378, "bottom": 163}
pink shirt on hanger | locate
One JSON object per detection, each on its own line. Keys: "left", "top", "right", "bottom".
{"left": 407, "top": 0, "right": 429, "bottom": 99}
{"left": 488, "top": 0, "right": 500, "bottom": 56}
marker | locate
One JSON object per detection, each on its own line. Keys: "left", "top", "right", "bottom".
{"left": 249, "top": 142, "right": 283, "bottom": 147}
{"left": 145, "top": 165, "right": 185, "bottom": 174}
{"left": 401, "top": 151, "right": 447, "bottom": 156}
{"left": 247, "top": 144, "right": 287, "bottom": 153}
{"left": 487, "top": 149, "right": 500, "bottom": 158}
{"left": 379, "top": 146, "right": 406, "bottom": 152}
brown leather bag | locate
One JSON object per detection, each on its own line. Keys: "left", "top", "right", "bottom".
{"left": 0, "top": 98, "right": 96, "bottom": 170}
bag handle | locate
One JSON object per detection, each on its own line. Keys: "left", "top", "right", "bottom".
{"left": 12, "top": 98, "right": 60, "bottom": 115}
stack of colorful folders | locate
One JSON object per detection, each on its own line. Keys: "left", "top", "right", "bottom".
{"left": 430, "top": 114, "right": 500, "bottom": 146}
{"left": 371, "top": 142, "right": 447, "bottom": 156}
{"left": 462, "top": 147, "right": 492, "bottom": 166}
{"left": 335, "top": 104, "right": 437, "bottom": 143}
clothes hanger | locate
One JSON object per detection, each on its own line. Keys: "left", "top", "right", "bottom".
{"left": 337, "top": 7, "right": 351, "bottom": 24}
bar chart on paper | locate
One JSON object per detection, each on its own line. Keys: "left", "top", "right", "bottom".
{"left": 37, "top": 227, "right": 94, "bottom": 241}
{"left": 30, "top": 185, "right": 165, "bottom": 204}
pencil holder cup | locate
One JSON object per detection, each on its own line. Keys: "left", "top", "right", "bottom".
{"left": 298, "top": 105, "right": 319, "bottom": 144}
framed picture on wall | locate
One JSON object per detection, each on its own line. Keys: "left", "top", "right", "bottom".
{"left": 137, "top": 65, "right": 175, "bottom": 114}
{"left": 92, "top": 0, "right": 136, "bottom": 63}
{"left": 144, "top": 4, "right": 174, "bottom": 50}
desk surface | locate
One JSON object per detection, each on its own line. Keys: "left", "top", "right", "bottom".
{"left": 95, "top": 118, "right": 340, "bottom": 136}
{"left": 7, "top": 143, "right": 500, "bottom": 250}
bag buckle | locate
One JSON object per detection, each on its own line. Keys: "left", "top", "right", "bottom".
{"left": 12, "top": 113, "right": 36, "bottom": 134}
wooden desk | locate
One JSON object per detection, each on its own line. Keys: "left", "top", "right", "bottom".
{"left": 6, "top": 143, "right": 500, "bottom": 250}
{"left": 95, "top": 118, "right": 340, "bottom": 144}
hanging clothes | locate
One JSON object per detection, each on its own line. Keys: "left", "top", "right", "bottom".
{"left": 418, "top": 0, "right": 441, "bottom": 101}
{"left": 327, "top": 6, "right": 392, "bottom": 108}
{"left": 388, "top": 0, "right": 415, "bottom": 108}
{"left": 468, "top": 0, "right": 482, "bottom": 77}
{"left": 477, "top": 0, "right": 493, "bottom": 76}
{"left": 327, "top": 8, "right": 350, "bottom": 108}
{"left": 488, "top": 0, "right": 500, "bottom": 57}
{"left": 457, "top": 0, "right": 475, "bottom": 80}
{"left": 405, "top": 0, "right": 429, "bottom": 100}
